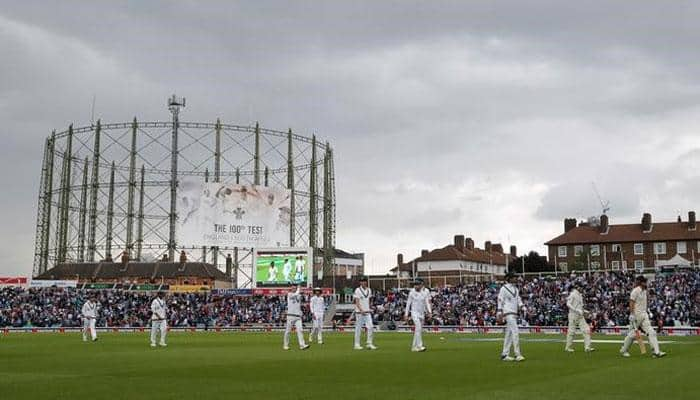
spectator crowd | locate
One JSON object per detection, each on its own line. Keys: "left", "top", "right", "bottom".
{"left": 1, "top": 271, "right": 698, "bottom": 329}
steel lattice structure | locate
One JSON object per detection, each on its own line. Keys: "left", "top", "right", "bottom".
{"left": 32, "top": 100, "right": 335, "bottom": 287}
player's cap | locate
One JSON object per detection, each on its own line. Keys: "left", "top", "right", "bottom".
{"left": 157, "top": 291, "right": 165, "bottom": 297}
{"left": 635, "top": 275, "right": 648, "bottom": 283}
{"left": 413, "top": 278, "right": 424, "bottom": 285}
{"left": 358, "top": 276, "right": 368, "bottom": 282}
{"left": 504, "top": 272, "right": 516, "bottom": 280}
{"left": 313, "top": 287, "right": 322, "bottom": 293}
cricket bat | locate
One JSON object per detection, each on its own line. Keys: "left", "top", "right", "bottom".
{"left": 635, "top": 329, "right": 647, "bottom": 354}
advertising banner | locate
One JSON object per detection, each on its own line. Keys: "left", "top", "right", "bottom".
{"left": 252, "top": 287, "right": 333, "bottom": 296}
{"left": 211, "top": 288, "right": 253, "bottom": 296}
{"left": 82, "top": 283, "right": 114, "bottom": 290}
{"left": 132, "top": 284, "right": 162, "bottom": 291}
{"left": 29, "top": 280, "right": 78, "bottom": 288}
{"left": 169, "top": 285, "right": 210, "bottom": 293}
{"left": 254, "top": 248, "right": 311, "bottom": 287}
{"left": 0, "top": 277, "right": 28, "bottom": 287}
{"left": 177, "top": 179, "right": 291, "bottom": 248}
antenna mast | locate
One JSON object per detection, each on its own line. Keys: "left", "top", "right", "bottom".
{"left": 591, "top": 182, "right": 611, "bottom": 215}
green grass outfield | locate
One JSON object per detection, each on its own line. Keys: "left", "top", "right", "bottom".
{"left": 0, "top": 331, "right": 698, "bottom": 400}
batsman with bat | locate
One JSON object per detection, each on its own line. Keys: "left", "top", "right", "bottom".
{"left": 620, "top": 275, "right": 666, "bottom": 358}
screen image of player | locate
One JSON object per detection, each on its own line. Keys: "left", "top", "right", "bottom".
{"left": 255, "top": 252, "right": 309, "bottom": 286}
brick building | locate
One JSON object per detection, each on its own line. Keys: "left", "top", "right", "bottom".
{"left": 313, "top": 248, "right": 365, "bottom": 279}
{"left": 545, "top": 211, "right": 700, "bottom": 272}
{"left": 390, "top": 234, "right": 517, "bottom": 285}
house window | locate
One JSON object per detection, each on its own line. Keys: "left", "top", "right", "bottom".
{"left": 591, "top": 261, "right": 600, "bottom": 270}
{"left": 558, "top": 246, "right": 567, "bottom": 258}
{"left": 611, "top": 261, "right": 620, "bottom": 271}
{"left": 634, "top": 260, "right": 644, "bottom": 272}
{"left": 634, "top": 243, "right": 644, "bottom": 255}
{"left": 611, "top": 243, "right": 622, "bottom": 252}
{"left": 653, "top": 242, "right": 666, "bottom": 255}
{"left": 677, "top": 241, "right": 687, "bottom": 254}
{"left": 559, "top": 262, "right": 568, "bottom": 272}
{"left": 590, "top": 245, "right": 600, "bottom": 256}
{"left": 574, "top": 245, "right": 583, "bottom": 256}
{"left": 622, "top": 261, "right": 628, "bottom": 271}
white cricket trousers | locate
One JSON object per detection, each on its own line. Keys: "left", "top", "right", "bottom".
{"left": 566, "top": 312, "right": 591, "bottom": 350}
{"left": 621, "top": 313, "right": 660, "bottom": 354}
{"left": 354, "top": 313, "right": 374, "bottom": 347}
{"left": 501, "top": 314, "right": 521, "bottom": 357}
{"left": 284, "top": 316, "right": 306, "bottom": 348}
{"left": 151, "top": 319, "right": 167, "bottom": 346}
{"left": 411, "top": 313, "right": 425, "bottom": 349}
{"left": 310, "top": 313, "right": 324, "bottom": 342}
{"left": 82, "top": 318, "right": 96, "bottom": 341}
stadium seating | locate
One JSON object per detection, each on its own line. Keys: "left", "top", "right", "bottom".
{"left": 1, "top": 271, "right": 698, "bottom": 328}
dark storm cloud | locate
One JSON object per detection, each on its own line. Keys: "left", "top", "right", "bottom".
{"left": 2, "top": 1, "right": 700, "bottom": 275}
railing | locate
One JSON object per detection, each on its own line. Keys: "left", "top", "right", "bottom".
{"left": 3, "top": 325, "right": 698, "bottom": 336}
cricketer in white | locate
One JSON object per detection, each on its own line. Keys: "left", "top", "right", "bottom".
{"left": 565, "top": 281, "right": 594, "bottom": 352}
{"left": 150, "top": 292, "right": 168, "bottom": 347}
{"left": 309, "top": 288, "right": 325, "bottom": 344}
{"left": 497, "top": 273, "right": 525, "bottom": 362}
{"left": 353, "top": 276, "right": 377, "bottom": 350}
{"left": 404, "top": 278, "right": 432, "bottom": 352}
{"left": 620, "top": 275, "right": 666, "bottom": 358}
{"left": 283, "top": 286, "right": 309, "bottom": 350}
{"left": 81, "top": 294, "right": 98, "bottom": 342}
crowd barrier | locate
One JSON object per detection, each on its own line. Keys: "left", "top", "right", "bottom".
{"left": 3, "top": 325, "right": 699, "bottom": 336}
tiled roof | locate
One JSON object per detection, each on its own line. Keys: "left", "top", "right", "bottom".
{"left": 414, "top": 245, "right": 511, "bottom": 265}
{"left": 387, "top": 245, "right": 511, "bottom": 268}
{"left": 545, "top": 222, "right": 700, "bottom": 245}
{"left": 317, "top": 248, "right": 363, "bottom": 259}
{"left": 36, "top": 262, "right": 228, "bottom": 280}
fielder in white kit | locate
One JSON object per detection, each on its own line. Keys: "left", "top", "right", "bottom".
{"left": 497, "top": 272, "right": 525, "bottom": 362}
{"left": 81, "top": 293, "right": 99, "bottom": 342}
{"left": 620, "top": 275, "right": 666, "bottom": 358}
{"left": 404, "top": 278, "right": 432, "bottom": 352}
{"left": 565, "top": 280, "right": 594, "bottom": 352}
{"left": 150, "top": 291, "right": 168, "bottom": 347}
{"left": 283, "top": 285, "right": 310, "bottom": 350}
{"left": 309, "top": 287, "right": 325, "bottom": 344}
{"left": 353, "top": 276, "right": 377, "bottom": 350}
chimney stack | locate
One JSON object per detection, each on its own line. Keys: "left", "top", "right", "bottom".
{"left": 641, "top": 213, "right": 652, "bottom": 232}
{"left": 397, "top": 253, "right": 404, "bottom": 266}
{"left": 465, "top": 237, "right": 475, "bottom": 250}
{"left": 599, "top": 214, "right": 609, "bottom": 233}
{"left": 510, "top": 245, "right": 517, "bottom": 257}
{"left": 485, "top": 241, "right": 492, "bottom": 252}
{"left": 421, "top": 249, "right": 429, "bottom": 257}
{"left": 689, "top": 211, "right": 696, "bottom": 230}
{"left": 564, "top": 218, "right": 577, "bottom": 232}
{"left": 454, "top": 234, "right": 465, "bottom": 251}
{"left": 492, "top": 243, "right": 504, "bottom": 253}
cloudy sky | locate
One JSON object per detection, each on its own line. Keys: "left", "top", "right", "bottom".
{"left": 2, "top": 1, "right": 700, "bottom": 277}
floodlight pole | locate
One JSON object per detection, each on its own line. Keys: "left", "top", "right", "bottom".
{"left": 287, "top": 128, "right": 295, "bottom": 247}
{"left": 77, "top": 157, "right": 89, "bottom": 262}
{"left": 126, "top": 118, "right": 138, "bottom": 256}
{"left": 136, "top": 165, "right": 145, "bottom": 261}
{"left": 168, "top": 95, "right": 185, "bottom": 261}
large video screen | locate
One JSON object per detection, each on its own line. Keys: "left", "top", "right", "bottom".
{"left": 254, "top": 248, "right": 312, "bottom": 287}
{"left": 176, "top": 179, "right": 291, "bottom": 248}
